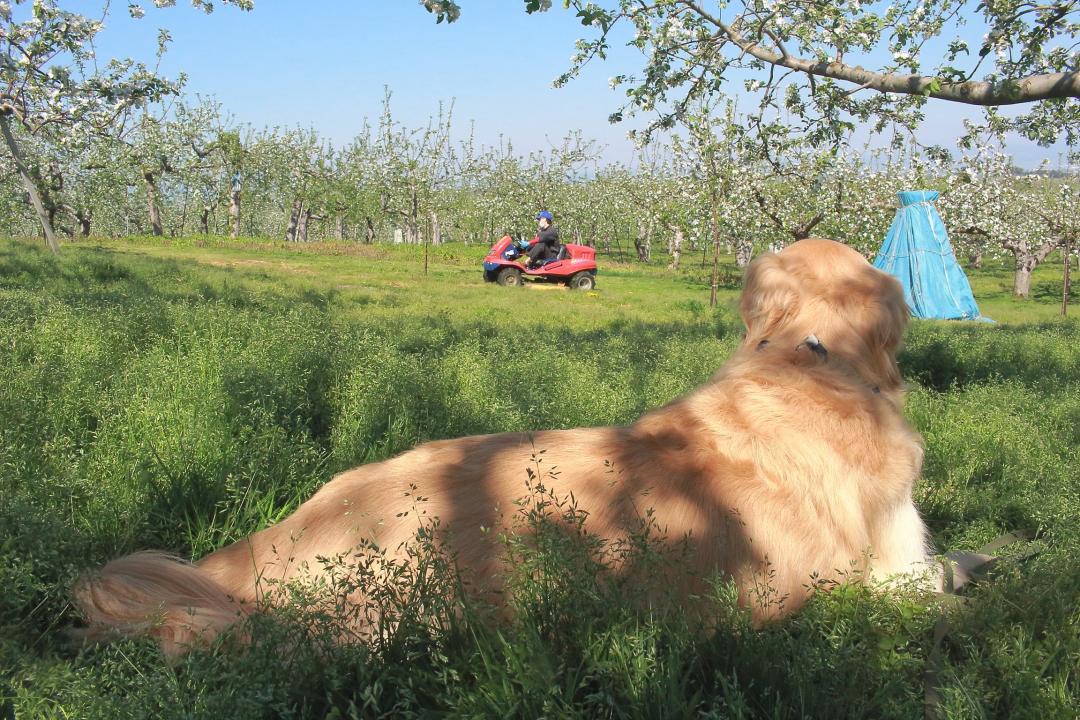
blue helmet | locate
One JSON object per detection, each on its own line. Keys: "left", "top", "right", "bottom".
{"left": 535, "top": 210, "right": 554, "bottom": 222}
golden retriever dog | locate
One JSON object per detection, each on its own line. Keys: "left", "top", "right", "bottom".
{"left": 75, "top": 237, "right": 934, "bottom": 656}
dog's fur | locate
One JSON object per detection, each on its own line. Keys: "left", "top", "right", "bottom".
{"left": 74, "top": 238, "right": 933, "bottom": 656}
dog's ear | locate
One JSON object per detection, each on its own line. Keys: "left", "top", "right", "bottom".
{"left": 836, "top": 267, "right": 909, "bottom": 389}
{"left": 866, "top": 271, "right": 909, "bottom": 392}
{"left": 825, "top": 267, "right": 909, "bottom": 356}
{"left": 871, "top": 270, "right": 909, "bottom": 356}
{"left": 740, "top": 252, "right": 801, "bottom": 342}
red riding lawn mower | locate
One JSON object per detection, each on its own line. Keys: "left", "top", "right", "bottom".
{"left": 482, "top": 235, "right": 598, "bottom": 290}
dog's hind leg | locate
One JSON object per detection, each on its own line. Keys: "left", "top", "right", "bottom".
{"left": 870, "top": 501, "right": 938, "bottom": 590}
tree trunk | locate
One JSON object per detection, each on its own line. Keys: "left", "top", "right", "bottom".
{"left": 408, "top": 185, "right": 421, "bottom": 245}
{"left": 968, "top": 251, "right": 983, "bottom": 269}
{"left": 228, "top": 184, "right": 241, "bottom": 238}
{"left": 297, "top": 208, "right": 311, "bottom": 243}
{"left": 735, "top": 240, "right": 753, "bottom": 268}
{"left": 285, "top": 199, "right": 302, "bottom": 242}
{"left": 44, "top": 164, "right": 64, "bottom": 236}
{"left": 709, "top": 215, "right": 721, "bottom": 308}
{"left": 1014, "top": 262, "right": 1033, "bottom": 298}
{"left": 200, "top": 206, "right": 211, "bottom": 235}
{"left": 668, "top": 226, "right": 684, "bottom": 270}
{"left": 634, "top": 219, "right": 652, "bottom": 263}
{"left": 1011, "top": 240, "right": 1057, "bottom": 298}
{"left": 364, "top": 216, "right": 375, "bottom": 243}
{"left": 336, "top": 214, "right": 346, "bottom": 241}
{"left": 77, "top": 209, "right": 92, "bottom": 238}
{"left": 143, "top": 171, "right": 163, "bottom": 237}
{"left": 423, "top": 210, "right": 431, "bottom": 275}
{"left": 175, "top": 187, "right": 190, "bottom": 235}
{"left": 1063, "top": 240, "right": 1073, "bottom": 317}
{"left": 430, "top": 211, "right": 442, "bottom": 245}
{"left": 0, "top": 113, "right": 61, "bottom": 254}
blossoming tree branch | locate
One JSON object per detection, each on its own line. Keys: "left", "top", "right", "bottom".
{"left": 432, "top": 0, "right": 1078, "bottom": 147}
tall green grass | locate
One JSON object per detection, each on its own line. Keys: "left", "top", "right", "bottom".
{"left": 1, "top": 237, "right": 1077, "bottom": 718}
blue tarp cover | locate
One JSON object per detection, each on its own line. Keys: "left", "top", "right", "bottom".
{"left": 873, "top": 190, "right": 986, "bottom": 321}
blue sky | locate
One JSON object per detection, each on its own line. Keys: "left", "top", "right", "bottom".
{"left": 55, "top": 1, "right": 1074, "bottom": 168}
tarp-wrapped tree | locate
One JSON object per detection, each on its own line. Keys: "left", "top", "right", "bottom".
{"left": 873, "top": 191, "right": 987, "bottom": 321}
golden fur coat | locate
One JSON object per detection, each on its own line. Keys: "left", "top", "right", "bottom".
{"left": 75, "top": 238, "right": 933, "bottom": 655}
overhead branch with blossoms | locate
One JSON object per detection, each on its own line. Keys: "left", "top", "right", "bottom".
{"left": 433, "top": 1, "right": 1079, "bottom": 150}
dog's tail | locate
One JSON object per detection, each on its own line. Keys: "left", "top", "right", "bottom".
{"left": 73, "top": 551, "right": 250, "bottom": 657}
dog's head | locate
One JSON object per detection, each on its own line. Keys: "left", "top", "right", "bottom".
{"left": 740, "top": 238, "right": 908, "bottom": 390}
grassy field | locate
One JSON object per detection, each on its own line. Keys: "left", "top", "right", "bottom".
{"left": 1, "top": 235, "right": 1077, "bottom": 719}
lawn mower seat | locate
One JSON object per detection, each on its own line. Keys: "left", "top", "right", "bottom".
{"left": 536, "top": 246, "right": 565, "bottom": 267}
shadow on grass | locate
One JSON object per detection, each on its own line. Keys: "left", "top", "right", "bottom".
{"left": 1030, "top": 279, "right": 1077, "bottom": 302}
{"left": 900, "top": 319, "right": 1080, "bottom": 390}
{"left": 0, "top": 242, "right": 343, "bottom": 316}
